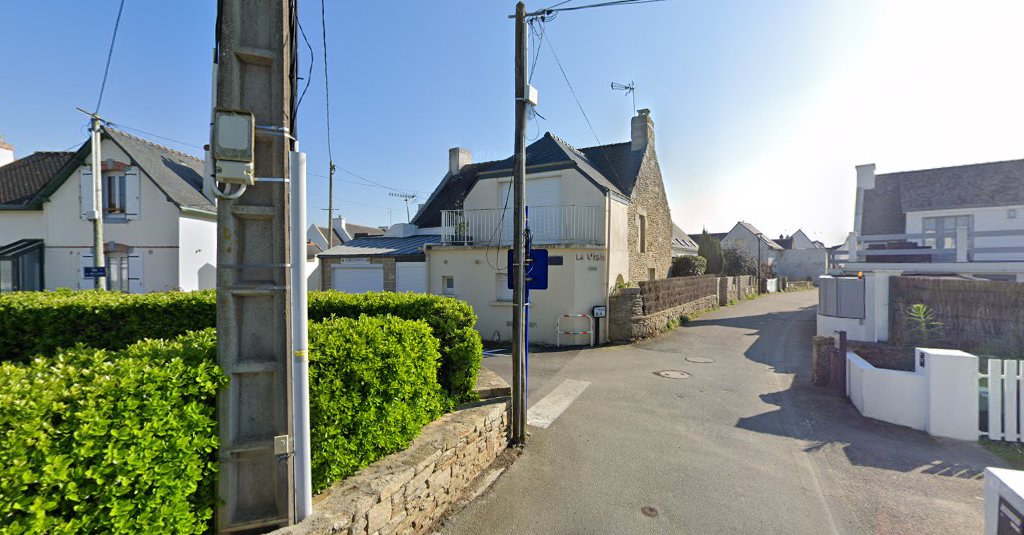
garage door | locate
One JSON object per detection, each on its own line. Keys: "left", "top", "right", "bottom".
{"left": 396, "top": 262, "right": 427, "bottom": 293}
{"left": 332, "top": 264, "right": 383, "bottom": 293}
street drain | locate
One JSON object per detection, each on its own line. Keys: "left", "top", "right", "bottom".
{"left": 641, "top": 506, "right": 659, "bottom": 518}
{"left": 654, "top": 370, "right": 690, "bottom": 379}
{"left": 685, "top": 356, "right": 715, "bottom": 364}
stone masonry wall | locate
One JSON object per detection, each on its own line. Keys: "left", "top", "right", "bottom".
{"left": 275, "top": 398, "right": 510, "bottom": 535}
{"left": 627, "top": 145, "right": 673, "bottom": 282}
{"left": 608, "top": 285, "right": 718, "bottom": 342}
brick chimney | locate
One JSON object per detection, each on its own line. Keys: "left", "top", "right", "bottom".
{"left": 0, "top": 137, "right": 13, "bottom": 167}
{"left": 448, "top": 147, "right": 471, "bottom": 175}
{"left": 630, "top": 109, "right": 654, "bottom": 152}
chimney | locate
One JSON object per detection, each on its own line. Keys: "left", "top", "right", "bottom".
{"left": 448, "top": 147, "right": 471, "bottom": 175}
{"left": 0, "top": 137, "right": 13, "bottom": 167}
{"left": 630, "top": 109, "right": 654, "bottom": 152}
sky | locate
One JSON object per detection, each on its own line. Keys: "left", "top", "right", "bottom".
{"left": 3, "top": 1, "right": 1024, "bottom": 246}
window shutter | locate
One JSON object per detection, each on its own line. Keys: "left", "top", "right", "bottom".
{"left": 125, "top": 167, "right": 141, "bottom": 220}
{"left": 496, "top": 273, "right": 513, "bottom": 301}
{"left": 128, "top": 254, "right": 144, "bottom": 293}
{"left": 80, "top": 167, "right": 95, "bottom": 220}
{"left": 78, "top": 253, "right": 94, "bottom": 289}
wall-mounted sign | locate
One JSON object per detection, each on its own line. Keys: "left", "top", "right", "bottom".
{"left": 83, "top": 266, "right": 106, "bottom": 278}
{"left": 576, "top": 252, "right": 606, "bottom": 262}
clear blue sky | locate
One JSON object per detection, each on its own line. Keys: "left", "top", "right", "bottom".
{"left": 4, "top": 1, "right": 1024, "bottom": 245}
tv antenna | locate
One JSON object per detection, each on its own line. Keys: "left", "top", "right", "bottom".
{"left": 389, "top": 192, "right": 417, "bottom": 222}
{"left": 611, "top": 81, "right": 636, "bottom": 114}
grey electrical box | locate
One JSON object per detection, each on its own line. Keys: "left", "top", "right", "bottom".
{"left": 213, "top": 108, "right": 256, "bottom": 185}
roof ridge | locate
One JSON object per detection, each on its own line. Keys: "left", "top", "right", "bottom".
{"left": 578, "top": 140, "right": 630, "bottom": 151}
{"left": 104, "top": 126, "right": 203, "bottom": 163}
{"left": 879, "top": 157, "right": 1024, "bottom": 177}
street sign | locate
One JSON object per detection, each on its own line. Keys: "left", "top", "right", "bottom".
{"left": 83, "top": 266, "right": 106, "bottom": 278}
{"left": 507, "top": 249, "right": 548, "bottom": 290}
{"left": 593, "top": 305, "right": 607, "bottom": 318}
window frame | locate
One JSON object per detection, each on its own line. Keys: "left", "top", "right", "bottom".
{"left": 103, "top": 172, "right": 128, "bottom": 218}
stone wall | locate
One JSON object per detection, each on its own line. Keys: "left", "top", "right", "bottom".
{"left": 717, "top": 275, "right": 756, "bottom": 305}
{"left": 608, "top": 280, "right": 718, "bottom": 342}
{"left": 626, "top": 143, "right": 673, "bottom": 282}
{"left": 275, "top": 392, "right": 510, "bottom": 535}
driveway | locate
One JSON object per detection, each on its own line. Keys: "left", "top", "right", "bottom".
{"left": 441, "top": 291, "right": 1001, "bottom": 534}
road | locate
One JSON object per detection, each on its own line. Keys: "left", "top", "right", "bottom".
{"left": 441, "top": 290, "right": 1001, "bottom": 534}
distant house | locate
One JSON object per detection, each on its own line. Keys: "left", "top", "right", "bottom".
{"left": 720, "top": 221, "right": 784, "bottom": 267}
{"left": 324, "top": 109, "right": 673, "bottom": 344}
{"left": 717, "top": 222, "right": 827, "bottom": 280}
{"left": 0, "top": 127, "right": 216, "bottom": 292}
{"left": 671, "top": 224, "right": 699, "bottom": 256}
{"left": 305, "top": 218, "right": 385, "bottom": 292}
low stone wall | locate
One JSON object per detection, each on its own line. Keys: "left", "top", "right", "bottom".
{"left": 276, "top": 377, "right": 510, "bottom": 535}
{"left": 609, "top": 289, "right": 717, "bottom": 342}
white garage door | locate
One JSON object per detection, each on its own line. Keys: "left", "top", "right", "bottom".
{"left": 395, "top": 262, "right": 427, "bottom": 293}
{"left": 332, "top": 264, "right": 383, "bottom": 293}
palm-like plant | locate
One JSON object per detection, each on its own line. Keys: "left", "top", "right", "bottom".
{"left": 905, "top": 303, "right": 944, "bottom": 347}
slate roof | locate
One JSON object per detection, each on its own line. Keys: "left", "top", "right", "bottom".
{"left": 412, "top": 132, "right": 645, "bottom": 228}
{"left": 345, "top": 223, "right": 385, "bottom": 238}
{"left": 319, "top": 235, "right": 436, "bottom": 258}
{"left": 0, "top": 151, "right": 75, "bottom": 206}
{"left": 863, "top": 159, "right": 1024, "bottom": 235}
{"left": 736, "top": 221, "right": 783, "bottom": 250}
{"left": 671, "top": 223, "right": 699, "bottom": 251}
{"left": 775, "top": 237, "right": 794, "bottom": 250}
{"left": 314, "top": 225, "right": 343, "bottom": 244}
{"left": 105, "top": 128, "right": 214, "bottom": 213}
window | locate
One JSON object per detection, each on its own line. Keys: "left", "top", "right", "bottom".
{"left": 548, "top": 255, "right": 563, "bottom": 266}
{"left": 442, "top": 276, "right": 455, "bottom": 296}
{"left": 496, "top": 273, "right": 513, "bottom": 301}
{"left": 107, "top": 254, "right": 130, "bottom": 292}
{"left": 639, "top": 215, "right": 647, "bottom": 253}
{"left": 922, "top": 215, "right": 972, "bottom": 259}
{"left": 103, "top": 173, "right": 128, "bottom": 217}
{"left": 0, "top": 261, "right": 11, "bottom": 293}
{"left": 648, "top": 268, "right": 656, "bottom": 281}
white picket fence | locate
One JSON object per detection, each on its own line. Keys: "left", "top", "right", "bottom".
{"left": 983, "top": 358, "right": 1024, "bottom": 442}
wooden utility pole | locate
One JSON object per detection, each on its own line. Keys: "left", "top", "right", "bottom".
{"left": 511, "top": 1, "right": 528, "bottom": 445}
{"left": 213, "top": 1, "right": 295, "bottom": 531}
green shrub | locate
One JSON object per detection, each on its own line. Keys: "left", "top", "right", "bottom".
{"left": 0, "top": 289, "right": 483, "bottom": 402}
{"left": 669, "top": 255, "right": 707, "bottom": 277}
{"left": 0, "top": 289, "right": 216, "bottom": 362}
{"left": 308, "top": 315, "right": 446, "bottom": 492}
{"left": 723, "top": 247, "right": 758, "bottom": 276}
{"left": 308, "top": 291, "right": 482, "bottom": 402}
{"left": 0, "top": 330, "right": 225, "bottom": 534}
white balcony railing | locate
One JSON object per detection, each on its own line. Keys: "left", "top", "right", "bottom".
{"left": 441, "top": 205, "right": 600, "bottom": 246}
{"left": 840, "top": 228, "right": 1024, "bottom": 265}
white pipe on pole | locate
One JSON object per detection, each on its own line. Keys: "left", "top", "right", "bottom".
{"left": 289, "top": 149, "right": 312, "bottom": 521}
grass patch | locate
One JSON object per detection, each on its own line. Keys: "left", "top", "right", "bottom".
{"left": 981, "top": 438, "right": 1024, "bottom": 470}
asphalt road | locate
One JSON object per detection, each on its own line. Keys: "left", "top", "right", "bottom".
{"left": 440, "top": 290, "right": 1002, "bottom": 534}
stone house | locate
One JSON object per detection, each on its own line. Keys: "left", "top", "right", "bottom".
{"left": 322, "top": 109, "right": 673, "bottom": 344}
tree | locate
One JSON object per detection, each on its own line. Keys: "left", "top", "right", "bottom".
{"left": 723, "top": 247, "right": 757, "bottom": 276}
{"left": 669, "top": 255, "right": 707, "bottom": 277}
{"left": 697, "top": 230, "right": 724, "bottom": 274}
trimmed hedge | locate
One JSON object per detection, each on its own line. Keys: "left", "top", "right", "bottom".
{"left": 308, "top": 315, "right": 447, "bottom": 492}
{"left": 0, "top": 289, "right": 483, "bottom": 401}
{"left": 0, "top": 330, "right": 225, "bottom": 534}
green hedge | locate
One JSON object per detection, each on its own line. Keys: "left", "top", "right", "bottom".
{"left": 0, "top": 330, "right": 225, "bottom": 534}
{"left": 0, "top": 289, "right": 483, "bottom": 401}
{"left": 308, "top": 315, "right": 446, "bottom": 492}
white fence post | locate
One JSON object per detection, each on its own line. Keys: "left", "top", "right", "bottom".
{"left": 1006, "top": 360, "right": 1019, "bottom": 442}
{"left": 990, "top": 359, "right": 1003, "bottom": 440}
{"left": 921, "top": 348, "right": 979, "bottom": 441}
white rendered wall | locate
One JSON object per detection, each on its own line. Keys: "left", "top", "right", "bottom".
{"left": 0, "top": 211, "right": 45, "bottom": 243}
{"left": 905, "top": 204, "right": 1024, "bottom": 261}
{"left": 846, "top": 352, "right": 927, "bottom": 431}
{"left": 178, "top": 214, "right": 217, "bottom": 291}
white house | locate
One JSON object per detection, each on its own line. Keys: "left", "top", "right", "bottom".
{"left": 818, "top": 159, "right": 1024, "bottom": 343}
{"left": 720, "top": 221, "right": 783, "bottom": 268}
{"left": 0, "top": 127, "right": 217, "bottom": 292}
{"left": 323, "top": 109, "right": 675, "bottom": 344}
{"left": 717, "top": 222, "right": 827, "bottom": 280}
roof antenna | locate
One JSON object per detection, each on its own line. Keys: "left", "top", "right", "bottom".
{"left": 611, "top": 81, "right": 636, "bottom": 114}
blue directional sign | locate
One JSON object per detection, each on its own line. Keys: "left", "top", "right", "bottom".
{"left": 507, "top": 249, "right": 548, "bottom": 290}
{"left": 83, "top": 266, "right": 106, "bottom": 278}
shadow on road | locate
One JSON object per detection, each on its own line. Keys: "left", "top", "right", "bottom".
{"left": 687, "top": 301, "right": 994, "bottom": 479}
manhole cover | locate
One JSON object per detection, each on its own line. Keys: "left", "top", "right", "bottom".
{"left": 685, "top": 356, "right": 715, "bottom": 364}
{"left": 641, "top": 506, "right": 659, "bottom": 518}
{"left": 654, "top": 370, "right": 690, "bottom": 379}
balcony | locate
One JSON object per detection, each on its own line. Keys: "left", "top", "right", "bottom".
{"left": 440, "top": 205, "right": 600, "bottom": 246}
{"left": 831, "top": 228, "right": 1024, "bottom": 274}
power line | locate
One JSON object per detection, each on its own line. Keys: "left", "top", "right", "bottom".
{"left": 104, "top": 121, "right": 204, "bottom": 151}
{"left": 320, "top": 0, "right": 333, "bottom": 163}
{"left": 545, "top": 33, "right": 602, "bottom": 146}
{"left": 295, "top": 19, "right": 314, "bottom": 117}
{"left": 523, "top": 0, "right": 666, "bottom": 18}
{"left": 307, "top": 171, "right": 429, "bottom": 196}
{"left": 95, "top": 0, "right": 127, "bottom": 114}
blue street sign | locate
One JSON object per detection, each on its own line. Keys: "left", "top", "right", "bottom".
{"left": 83, "top": 266, "right": 106, "bottom": 278}
{"left": 507, "top": 248, "right": 548, "bottom": 290}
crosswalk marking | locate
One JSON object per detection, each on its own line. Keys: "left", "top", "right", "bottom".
{"left": 527, "top": 379, "right": 590, "bottom": 429}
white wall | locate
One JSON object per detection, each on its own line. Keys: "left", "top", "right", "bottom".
{"left": 847, "top": 352, "right": 927, "bottom": 431}
{"left": 0, "top": 211, "right": 45, "bottom": 244}
{"left": 178, "top": 214, "right": 217, "bottom": 291}
{"left": 607, "top": 195, "right": 630, "bottom": 288}
{"left": 778, "top": 248, "right": 828, "bottom": 280}
{"left": 906, "top": 204, "right": 1024, "bottom": 261}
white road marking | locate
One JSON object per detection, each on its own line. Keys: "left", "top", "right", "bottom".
{"left": 527, "top": 379, "right": 590, "bottom": 429}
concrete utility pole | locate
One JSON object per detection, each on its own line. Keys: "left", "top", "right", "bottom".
{"left": 90, "top": 115, "right": 107, "bottom": 290}
{"left": 327, "top": 161, "right": 335, "bottom": 248}
{"left": 511, "top": 1, "right": 528, "bottom": 445}
{"left": 213, "top": 1, "right": 295, "bottom": 531}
